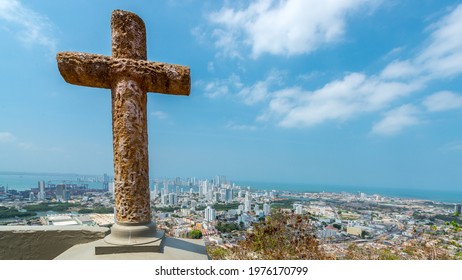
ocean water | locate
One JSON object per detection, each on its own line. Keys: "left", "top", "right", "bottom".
{"left": 236, "top": 181, "right": 462, "bottom": 204}
{"left": 0, "top": 173, "right": 106, "bottom": 190}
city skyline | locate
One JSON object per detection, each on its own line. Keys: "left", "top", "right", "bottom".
{"left": 1, "top": 1, "right": 462, "bottom": 191}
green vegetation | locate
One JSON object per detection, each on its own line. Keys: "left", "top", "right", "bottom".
{"left": 346, "top": 241, "right": 452, "bottom": 260}
{"left": 446, "top": 220, "right": 461, "bottom": 232}
{"left": 0, "top": 206, "right": 36, "bottom": 219}
{"left": 207, "top": 246, "right": 228, "bottom": 259}
{"left": 270, "top": 199, "right": 300, "bottom": 209}
{"left": 23, "top": 202, "right": 75, "bottom": 212}
{"left": 212, "top": 202, "right": 241, "bottom": 211}
{"left": 208, "top": 210, "right": 332, "bottom": 260}
{"left": 78, "top": 207, "right": 113, "bottom": 214}
{"left": 187, "top": 229, "right": 203, "bottom": 239}
{"left": 433, "top": 214, "right": 462, "bottom": 223}
{"left": 333, "top": 223, "right": 342, "bottom": 230}
{"left": 215, "top": 221, "right": 240, "bottom": 233}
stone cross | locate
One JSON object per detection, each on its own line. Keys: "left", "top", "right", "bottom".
{"left": 56, "top": 10, "right": 190, "bottom": 247}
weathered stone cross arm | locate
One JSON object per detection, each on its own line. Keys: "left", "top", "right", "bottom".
{"left": 57, "top": 52, "right": 190, "bottom": 95}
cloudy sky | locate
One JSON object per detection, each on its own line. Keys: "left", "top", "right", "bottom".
{"left": 1, "top": 0, "right": 461, "bottom": 190}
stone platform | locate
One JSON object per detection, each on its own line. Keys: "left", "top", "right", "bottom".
{"left": 54, "top": 237, "right": 209, "bottom": 260}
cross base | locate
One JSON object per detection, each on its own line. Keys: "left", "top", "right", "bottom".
{"left": 95, "top": 222, "right": 165, "bottom": 255}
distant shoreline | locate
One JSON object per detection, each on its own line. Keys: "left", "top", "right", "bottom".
{"left": 0, "top": 172, "right": 460, "bottom": 204}
{"left": 236, "top": 180, "right": 462, "bottom": 204}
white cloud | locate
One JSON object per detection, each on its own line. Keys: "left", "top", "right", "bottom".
{"left": 204, "top": 3, "right": 462, "bottom": 135}
{"left": 237, "top": 70, "right": 283, "bottom": 105}
{"left": 417, "top": 4, "right": 462, "bottom": 79}
{"left": 380, "top": 4, "right": 462, "bottom": 81}
{"left": 380, "top": 60, "right": 420, "bottom": 80}
{"left": 259, "top": 4, "right": 462, "bottom": 131}
{"left": 209, "top": 0, "right": 378, "bottom": 58}
{"left": 259, "top": 73, "right": 422, "bottom": 128}
{"left": 372, "top": 105, "right": 420, "bottom": 136}
{"left": 0, "top": 131, "right": 15, "bottom": 142}
{"left": 201, "top": 74, "right": 243, "bottom": 99}
{"left": 0, "top": 0, "right": 56, "bottom": 51}
{"left": 423, "top": 91, "right": 462, "bottom": 112}
{"left": 151, "top": 111, "right": 168, "bottom": 120}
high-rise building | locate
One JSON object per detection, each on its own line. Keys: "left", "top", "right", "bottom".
{"left": 244, "top": 192, "right": 251, "bottom": 212}
{"left": 455, "top": 204, "right": 462, "bottom": 215}
{"left": 63, "top": 190, "right": 71, "bottom": 201}
{"left": 56, "top": 184, "right": 65, "bottom": 200}
{"left": 204, "top": 206, "right": 216, "bottom": 222}
{"left": 103, "top": 173, "right": 109, "bottom": 192}
{"left": 199, "top": 184, "right": 204, "bottom": 198}
{"left": 161, "top": 194, "right": 168, "bottom": 205}
{"left": 153, "top": 184, "right": 159, "bottom": 197}
{"left": 216, "top": 175, "right": 227, "bottom": 187}
{"left": 225, "top": 189, "right": 232, "bottom": 202}
{"left": 163, "top": 180, "right": 169, "bottom": 195}
{"left": 295, "top": 205, "right": 303, "bottom": 215}
{"left": 263, "top": 203, "right": 270, "bottom": 216}
{"left": 168, "top": 193, "right": 178, "bottom": 206}
{"left": 108, "top": 182, "right": 114, "bottom": 197}
{"left": 38, "top": 180, "right": 45, "bottom": 200}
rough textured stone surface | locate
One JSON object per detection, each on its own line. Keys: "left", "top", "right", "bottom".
{"left": 0, "top": 226, "right": 108, "bottom": 260}
{"left": 112, "top": 77, "right": 150, "bottom": 223}
{"left": 111, "top": 9, "right": 146, "bottom": 60}
{"left": 56, "top": 52, "right": 190, "bottom": 95}
{"left": 56, "top": 10, "right": 191, "bottom": 225}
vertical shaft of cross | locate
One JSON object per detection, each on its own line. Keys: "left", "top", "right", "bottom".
{"left": 111, "top": 10, "right": 150, "bottom": 225}
{"left": 56, "top": 9, "right": 190, "bottom": 248}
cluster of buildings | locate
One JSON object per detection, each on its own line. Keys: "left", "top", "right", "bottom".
{"left": 149, "top": 177, "right": 275, "bottom": 242}
{"left": 1, "top": 175, "right": 461, "bottom": 259}
{"left": 286, "top": 191, "right": 462, "bottom": 259}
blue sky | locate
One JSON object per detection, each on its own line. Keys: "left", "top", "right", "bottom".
{"left": 1, "top": 0, "right": 462, "bottom": 190}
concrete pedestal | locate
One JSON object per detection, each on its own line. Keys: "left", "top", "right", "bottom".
{"left": 95, "top": 222, "right": 165, "bottom": 255}
{"left": 55, "top": 237, "right": 209, "bottom": 260}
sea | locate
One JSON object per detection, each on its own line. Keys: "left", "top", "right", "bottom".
{"left": 0, "top": 172, "right": 461, "bottom": 204}
{"left": 0, "top": 172, "right": 106, "bottom": 191}
{"left": 236, "top": 180, "right": 462, "bottom": 204}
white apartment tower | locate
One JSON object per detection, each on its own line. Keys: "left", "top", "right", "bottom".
{"left": 263, "top": 203, "right": 270, "bottom": 216}
{"left": 204, "top": 206, "right": 216, "bottom": 222}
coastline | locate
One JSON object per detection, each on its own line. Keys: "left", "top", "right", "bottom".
{"left": 0, "top": 172, "right": 460, "bottom": 204}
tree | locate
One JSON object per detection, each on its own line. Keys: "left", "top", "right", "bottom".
{"left": 209, "top": 210, "right": 332, "bottom": 260}
{"left": 188, "top": 230, "right": 202, "bottom": 239}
